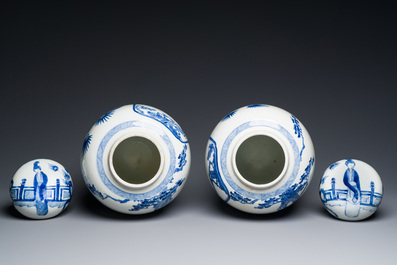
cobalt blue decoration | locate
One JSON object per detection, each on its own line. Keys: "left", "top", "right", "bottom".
{"left": 95, "top": 110, "right": 115, "bottom": 125}
{"left": 133, "top": 105, "right": 188, "bottom": 144}
{"left": 319, "top": 159, "right": 383, "bottom": 221}
{"left": 205, "top": 105, "right": 315, "bottom": 214}
{"left": 10, "top": 159, "right": 73, "bottom": 219}
{"left": 82, "top": 134, "right": 92, "bottom": 155}
{"left": 81, "top": 104, "right": 191, "bottom": 214}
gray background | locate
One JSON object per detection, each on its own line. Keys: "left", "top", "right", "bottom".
{"left": 1, "top": 2, "right": 396, "bottom": 264}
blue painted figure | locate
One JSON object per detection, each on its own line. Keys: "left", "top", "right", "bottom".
{"left": 33, "top": 161, "right": 49, "bottom": 216}
{"left": 343, "top": 159, "right": 361, "bottom": 217}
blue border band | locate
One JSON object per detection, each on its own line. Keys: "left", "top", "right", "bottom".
{"left": 96, "top": 120, "right": 176, "bottom": 200}
{"left": 220, "top": 120, "right": 301, "bottom": 200}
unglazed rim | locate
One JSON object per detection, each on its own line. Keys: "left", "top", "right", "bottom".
{"left": 108, "top": 129, "right": 166, "bottom": 191}
{"left": 231, "top": 127, "right": 290, "bottom": 191}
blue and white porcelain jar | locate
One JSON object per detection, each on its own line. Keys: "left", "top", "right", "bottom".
{"left": 81, "top": 104, "right": 191, "bottom": 214}
{"left": 205, "top": 104, "right": 315, "bottom": 214}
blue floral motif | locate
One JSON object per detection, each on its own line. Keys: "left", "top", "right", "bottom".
{"left": 82, "top": 134, "right": 92, "bottom": 155}
{"left": 256, "top": 157, "right": 315, "bottom": 210}
{"left": 291, "top": 115, "right": 305, "bottom": 159}
{"left": 175, "top": 144, "right": 188, "bottom": 173}
{"left": 95, "top": 110, "right": 115, "bottom": 125}
{"left": 132, "top": 105, "right": 188, "bottom": 143}
{"left": 129, "top": 179, "right": 185, "bottom": 212}
{"left": 207, "top": 137, "right": 230, "bottom": 202}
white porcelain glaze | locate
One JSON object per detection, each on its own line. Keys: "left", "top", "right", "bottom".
{"left": 10, "top": 159, "right": 73, "bottom": 219}
{"left": 319, "top": 159, "right": 383, "bottom": 221}
{"left": 81, "top": 104, "right": 191, "bottom": 214}
{"left": 205, "top": 104, "right": 315, "bottom": 214}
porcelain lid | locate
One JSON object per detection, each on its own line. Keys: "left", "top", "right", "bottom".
{"left": 319, "top": 159, "right": 383, "bottom": 221}
{"left": 10, "top": 159, "right": 73, "bottom": 219}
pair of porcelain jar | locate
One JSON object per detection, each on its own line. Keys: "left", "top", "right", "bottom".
{"left": 10, "top": 104, "right": 383, "bottom": 221}
{"left": 81, "top": 104, "right": 316, "bottom": 214}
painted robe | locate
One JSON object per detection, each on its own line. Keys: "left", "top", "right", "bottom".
{"left": 343, "top": 168, "right": 361, "bottom": 217}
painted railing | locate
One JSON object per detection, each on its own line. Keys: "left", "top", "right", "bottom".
{"left": 10, "top": 178, "right": 72, "bottom": 202}
{"left": 320, "top": 178, "right": 382, "bottom": 207}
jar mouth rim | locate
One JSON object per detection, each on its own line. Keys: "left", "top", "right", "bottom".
{"left": 108, "top": 131, "right": 165, "bottom": 190}
{"left": 231, "top": 128, "right": 290, "bottom": 190}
